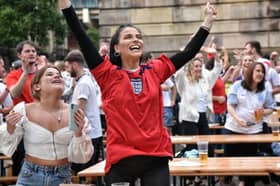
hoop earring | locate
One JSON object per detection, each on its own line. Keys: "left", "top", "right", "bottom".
{"left": 114, "top": 51, "right": 120, "bottom": 57}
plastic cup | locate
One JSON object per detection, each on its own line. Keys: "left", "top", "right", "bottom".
{"left": 254, "top": 108, "right": 263, "bottom": 123}
{"left": 272, "top": 126, "right": 280, "bottom": 136}
{"left": 197, "top": 141, "right": 208, "bottom": 163}
{"left": 111, "top": 182, "right": 130, "bottom": 186}
{"left": 276, "top": 107, "right": 280, "bottom": 118}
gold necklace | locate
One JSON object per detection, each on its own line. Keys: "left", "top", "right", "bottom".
{"left": 57, "top": 113, "right": 62, "bottom": 123}
{"left": 41, "top": 104, "right": 63, "bottom": 124}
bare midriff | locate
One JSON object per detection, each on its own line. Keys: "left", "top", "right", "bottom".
{"left": 25, "top": 154, "right": 68, "bottom": 166}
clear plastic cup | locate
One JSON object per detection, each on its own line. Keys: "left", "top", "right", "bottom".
{"left": 111, "top": 182, "right": 130, "bottom": 186}
{"left": 197, "top": 141, "right": 208, "bottom": 163}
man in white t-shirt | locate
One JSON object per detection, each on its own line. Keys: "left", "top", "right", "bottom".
{"left": 161, "top": 77, "right": 176, "bottom": 134}
{"left": 64, "top": 50, "right": 103, "bottom": 174}
{"left": 54, "top": 60, "right": 75, "bottom": 103}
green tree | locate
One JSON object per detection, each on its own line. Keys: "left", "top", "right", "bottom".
{"left": 0, "top": 0, "right": 66, "bottom": 49}
{"left": 86, "top": 27, "right": 100, "bottom": 48}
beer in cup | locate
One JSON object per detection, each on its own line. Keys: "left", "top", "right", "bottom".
{"left": 197, "top": 141, "right": 208, "bottom": 163}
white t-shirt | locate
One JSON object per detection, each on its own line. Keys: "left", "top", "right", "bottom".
{"left": 0, "top": 82, "right": 12, "bottom": 106}
{"left": 0, "top": 82, "right": 13, "bottom": 123}
{"left": 71, "top": 73, "right": 102, "bottom": 139}
{"left": 162, "top": 78, "right": 174, "bottom": 107}
{"left": 257, "top": 57, "right": 280, "bottom": 87}
{"left": 275, "top": 74, "right": 280, "bottom": 103}
{"left": 225, "top": 80, "right": 275, "bottom": 134}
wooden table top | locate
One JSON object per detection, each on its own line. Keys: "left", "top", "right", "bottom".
{"left": 79, "top": 160, "right": 105, "bottom": 177}
{"left": 0, "top": 155, "right": 11, "bottom": 161}
{"left": 78, "top": 157, "right": 280, "bottom": 177}
{"left": 169, "top": 157, "right": 280, "bottom": 176}
{"left": 171, "top": 134, "right": 280, "bottom": 144}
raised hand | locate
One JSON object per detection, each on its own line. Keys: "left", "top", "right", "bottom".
{"left": 233, "top": 49, "right": 243, "bottom": 63}
{"left": 6, "top": 111, "right": 23, "bottom": 134}
{"left": 202, "top": 2, "right": 217, "bottom": 29}
{"left": 58, "top": 0, "right": 71, "bottom": 10}
{"left": 205, "top": 2, "right": 217, "bottom": 19}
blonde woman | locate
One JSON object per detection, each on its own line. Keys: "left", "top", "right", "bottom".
{"left": 175, "top": 55, "right": 222, "bottom": 184}
{"left": 175, "top": 54, "right": 222, "bottom": 137}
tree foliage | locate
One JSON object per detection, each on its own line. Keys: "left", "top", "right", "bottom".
{"left": 0, "top": 0, "right": 66, "bottom": 48}
{"left": 86, "top": 27, "right": 100, "bottom": 48}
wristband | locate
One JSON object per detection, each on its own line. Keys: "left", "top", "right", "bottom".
{"left": 200, "top": 25, "right": 210, "bottom": 32}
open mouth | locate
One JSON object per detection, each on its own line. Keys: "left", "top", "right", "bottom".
{"left": 129, "top": 45, "right": 141, "bottom": 52}
{"left": 52, "top": 80, "right": 62, "bottom": 84}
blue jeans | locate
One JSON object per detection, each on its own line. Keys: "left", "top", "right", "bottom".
{"left": 163, "top": 107, "right": 174, "bottom": 127}
{"left": 16, "top": 160, "right": 71, "bottom": 186}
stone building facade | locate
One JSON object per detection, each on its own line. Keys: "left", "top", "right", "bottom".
{"left": 74, "top": 0, "right": 280, "bottom": 57}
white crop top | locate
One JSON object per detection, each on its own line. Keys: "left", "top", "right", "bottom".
{"left": 0, "top": 102, "right": 93, "bottom": 163}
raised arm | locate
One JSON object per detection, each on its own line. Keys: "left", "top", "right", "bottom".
{"left": 170, "top": 2, "right": 217, "bottom": 70}
{"left": 58, "top": 0, "right": 103, "bottom": 69}
{"left": 0, "top": 103, "right": 24, "bottom": 157}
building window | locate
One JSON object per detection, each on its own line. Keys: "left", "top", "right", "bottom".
{"left": 72, "top": 0, "right": 98, "bottom": 8}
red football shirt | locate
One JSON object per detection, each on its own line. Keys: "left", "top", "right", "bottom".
{"left": 92, "top": 55, "right": 175, "bottom": 173}
{"left": 5, "top": 69, "right": 34, "bottom": 105}
{"left": 212, "top": 77, "right": 227, "bottom": 114}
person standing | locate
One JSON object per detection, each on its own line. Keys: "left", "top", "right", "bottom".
{"left": 161, "top": 77, "right": 177, "bottom": 134}
{"left": 5, "top": 40, "right": 38, "bottom": 176}
{"left": 175, "top": 55, "right": 222, "bottom": 137}
{"left": 5, "top": 40, "right": 38, "bottom": 105}
{"left": 0, "top": 65, "right": 93, "bottom": 186}
{"left": 54, "top": 60, "right": 75, "bottom": 103}
{"left": 174, "top": 54, "right": 222, "bottom": 186}
{"left": 223, "top": 62, "right": 275, "bottom": 186}
{"left": 64, "top": 50, "right": 103, "bottom": 173}
{"left": 244, "top": 40, "right": 280, "bottom": 96}
{"left": 205, "top": 57, "right": 235, "bottom": 125}
{"left": 0, "top": 56, "right": 13, "bottom": 122}
{"left": 59, "top": 0, "right": 216, "bottom": 185}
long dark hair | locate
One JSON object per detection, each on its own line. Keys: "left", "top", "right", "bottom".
{"left": 241, "top": 62, "right": 265, "bottom": 92}
{"left": 109, "top": 24, "right": 142, "bottom": 67}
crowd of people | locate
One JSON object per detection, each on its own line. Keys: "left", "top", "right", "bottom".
{"left": 0, "top": 1, "right": 279, "bottom": 186}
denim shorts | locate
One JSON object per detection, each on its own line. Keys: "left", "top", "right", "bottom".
{"left": 16, "top": 160, "right": 71, "bottom": 186}
{"left": 163, "top": 107, "right": 174, "bottom": 127}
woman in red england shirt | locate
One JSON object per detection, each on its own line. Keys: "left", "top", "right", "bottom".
{"left": 59, "top": 1, "right": 217, "bottom": 185}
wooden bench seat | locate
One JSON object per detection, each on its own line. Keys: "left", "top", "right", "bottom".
{"left": 0, "top": 175, "right": 83, "bottom": 185}
{"left": 0, "top": 176, "right": 17, "bottom": 185}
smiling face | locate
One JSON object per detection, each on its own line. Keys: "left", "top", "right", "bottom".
{"left": 114, "top": 27, "right": 144, "bottom": 66}
{"left": 252, "top": 64, "right": 265, "bottom": 84}
{"left": 242, "top": 54, "right": 254, "bottom": 74}
{"left": 31, "top": 66, "right": 64, "bottom": 100}
{"left": 190, "top": 59, "right": 203, "bottom": 80}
